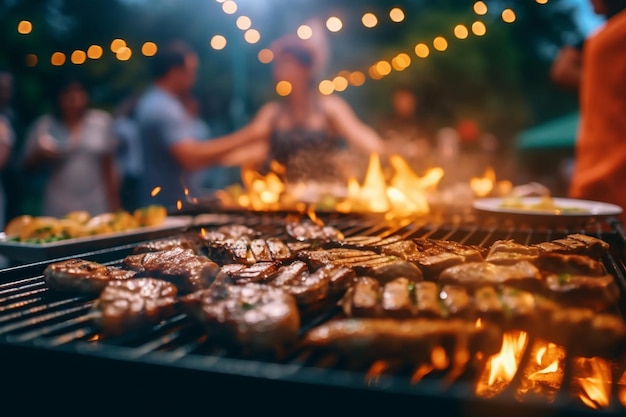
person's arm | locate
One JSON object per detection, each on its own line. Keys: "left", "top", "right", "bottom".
{"left": 102, "top": 154, "right": 121, "bottom": 212}
{"left": 170, "top": 103, "right": 276, "bottom": 171}
{"left": 323, "top": 95, "right": 385, "bottom": 155}
{"left": 550, "top": 45, "right": 583, "bottom": 91}
{"left": 22, "top": 117, "right": 61, "bottom": 170}
{"left": 0, "top": 118, "right": 12, "bottom": 170}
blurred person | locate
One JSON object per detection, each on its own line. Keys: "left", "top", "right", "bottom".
{"left": 376, "top": 85, "right": 433, "bottom": 169}
{"left": 113, "top": 93, "right": 143, "bottom": 211}
{"left": 0, "top": 115, "right": 13, "bottom": 229}
{"left": 181, "top": 93, "right": 213, "bottom": 193}
{"left": 568, "top": 0, "right": 626, "bottom": 223}
{"left": 134, "top": 40, "right": 263, "bottom": 208}
{"left": 227, "top": 26, "right": 386, "bottom": 182}
{"left": 21, "top": 75, "right": 120, "bottom": 218}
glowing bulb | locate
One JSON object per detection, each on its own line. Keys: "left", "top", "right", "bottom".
{"left": 71, "top": 50, "right": 86, "bottom": 65}
{"left": 276, "top": 81, "right": 292, "bottom": 96}
{"left": 297, "top": 24, "right": 313, "bottom": 40}
{"left": 141, "top": 42, "right": 158, "bottom": 57}
{"left": 318, "top": 79, "right": 335, "bottom": 95}
{"left": 502, "top": 9, "right": 516, "bottom": 23}
{"left": 472, "top": 21, "right": 487, "bottom": 36}
{"left": 389, "top": 7, "right": 405, "bottom": 23}
{"left": 87, "top": 45, "right": 103, "bottom": 59}
{"left": 474, "top": 1, "right": 488, "bottom": 15}
{"left": 222, "top": 0, "right": 237, "bottom": 14}
{"left": 349, "top": 71, "right": 366, "bottom": 86}
{"left": 51, "top": 52, "right": 66, "bottom": 66}
{"left": 333, "top": 76, "right": 348, "bottom": 92}
{"left": 258, "top": 48, "right": 273, "bottom": 64}
{"left": 375, "top": 60, "right": 391, "bottom": 76}
{"left": 433, "top": 36, "right": 448, "bottom": 51}
{"left": 454, "top": 24, "right": 469, "bottom": 39}
{"left": 116, "top": 46, "right": 132, "bottom": 61}
{"left": 25, "top": 54, "right": 38, "bottom": 67}
{"left": 236, "top": 16, "right": 251, "bottom": 30}
{"left": 536, "top": 0, "right": 548, "bottom": 4}
{"left": 244, "top": 29, "right": 260, "bottom": 44}
{"left": 110, "top": 38, "right": 126, "bottom": 53}
{"left": 414, "top": 43, "right": 430, "bottom": 58}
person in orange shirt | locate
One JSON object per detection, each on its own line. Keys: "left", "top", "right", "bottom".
{"left": 569, "top": 0, "right": 626, "bottom": 224}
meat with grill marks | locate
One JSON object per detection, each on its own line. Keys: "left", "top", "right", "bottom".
{"left": 303, "top": 317, "right": 503, "bottom": 365}
{"left": 214, "top": 262, "right": 280, "bottom": 285}
{"left": 91, "top": 277, "right": 178, "bottom": 338}
{"left": 545, "top": 273, "right": 620, "bottom": 311}
{"left": 204, "top": 236, "right": 295, "bottom": 266}
{"left": 298, "top": 248, "right": 423, "bottom": 283}
{"left": 485, "top": 240, "right": 540, "bottom": 265}
{"left": 132, "top": 235, "right": 200, "bottom": 255}
{"left": 179, "top": 283, "right": 300, "bottom": 354}
{"left": 286, "top": 220, "right": 344, "bottom": 242}
{"left": 439, "top": 260, "right": 543, "bottom": 293}
{"left": 44, "top": 259, "right": 136, "bottom": 295}
{"left": 122, "top": 247, "right": 219, "bottom": 294}
{"left": 407, "top": 238, "right": 485, "bottom": 280}
{"left": 533, "top": 234, "right": 609, "bottom": 258}
{"left": 534, "top": 252, "right": 606, "bottom": 276}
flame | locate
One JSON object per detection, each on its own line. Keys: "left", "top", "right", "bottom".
{"left": 176, "top": 200, "right": 182, "bottom": 211}
{"left": 150, "top": 186, "right": 161, "bottom": 197}
{"left": 516, "top": 340, "right": 565, "bottom": 403}
{"left": 239, "top": 164, "right": 286, "bottom": 211}
{"left": 475, "top": 330, "right": 528, "bottom": 398}
{"left": 184, "top": 187, "right": 189, "bottom": 196}
{"left": 618, "top": 370, "right": 626, "bottom": 407}
{"left": 470, "top": 167, "right": 495, "bottom": 197}
{"left": 307, "top": 205, "right": 323, "bottom": 226}
{"left": 200, "top": 227, "right": 206, "bottom": 238}
{"left": 573, "top": 357, "right": 612, "bottom": 409}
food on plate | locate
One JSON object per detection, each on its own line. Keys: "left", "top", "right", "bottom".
{"left": 44, "top": 258, "right": 137, "bottom": 294}
{"left": 3, "top": 205, "right": 167, "bottom": 243}
{"left": 499, "top": 194, "right": 589, "bottom": 213}
{"left": 91, "top": 277, "right": 179, "bottom": 338}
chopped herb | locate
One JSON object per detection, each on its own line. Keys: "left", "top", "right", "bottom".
{"left": 557, "top": 274, "right": 570, "bottom": 285}
{"left": 241, "top": 302, "right": 253, "bottom": 310}
{"left": 407, "top": 282, "right": 415, "bottom": 292}
{"left": 388, "top": 256, "right": 398, "bottom": 261}
{"left": 508, "top": 289, "right": 520, "bottom": 296}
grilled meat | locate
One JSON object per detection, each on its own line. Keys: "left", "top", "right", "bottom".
{"left": 266, "top": 237, "right": 293, "bottom": 262}
{"left": 439, "top": 261, "right": 543, "bottom": 292}
{"left": 44, "top": 259, "right": 136, "bottom": 295}
{"left": 303, "top": 317, "right": 503, "bottom": 364}
{"left": 215, "top": 224, "right": 261, "bottom": 239}
{"left": 409, "top": 238, "right": 484, "bottom": 280}
{"left": 535, "top": 252, "right": 605, "bottom": 276}
{"left": 214, "top": 262, "right": 280, "bottom": 285}
{"left": 286, "top": 220, "right": 344, "bottom": 242}
{"left": 179, "top": 283, "right": 300, "bottom": 353}
{"left": 299, "top": 248, "right": 422, "bottom": 282}
{"left": 341, "top": 277, "right": 381, "bottom": 318}
{"left": 332, "top": 235, "right": 404, "bottom": 251}
{"left": 545, "top": 273, "right": 620, "bottom": 311}
{"left": 566, "top": 233, "right": 610, "bottom": 258}
{"left": 440, "top": 285, "right": 473, "bottom": 318}
{"left": 381, "top": 277, "right": 413, "bottom": 318}
{"left": 205, "top": 237, "right": 296, "bottom": 266}
{"left": 485, "top": 240, "right": 540, "bottom": 265}
{"left": 269, "top": 260, "right": 309, "bottom": 287}
{"left": 91, "top": 277, "right": 178, "bottom": 338}
{"left": 414, "top": 281, "right": 443, "bottom": 318}
{"left": 122, "top": 247, "right": 219, "bottom": 294}
{"left": 535, "top": 234, "right": 610, "bottom": 257}
{"left": 132, "top": 235, "right": 199, "bottom": 255}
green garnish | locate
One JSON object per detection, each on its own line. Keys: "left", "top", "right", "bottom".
{"left": 557, "top": 274, "right": 570, "bottom": 285}
{"left": 388, "top": 256, "right": 398, "bottom": 261}
{"left": 241, "top": 302, "right": 253, "bottom": 310}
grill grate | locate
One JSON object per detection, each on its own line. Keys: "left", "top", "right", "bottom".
{"left": 1, "top": 212, "right": 625, "bottom": 415}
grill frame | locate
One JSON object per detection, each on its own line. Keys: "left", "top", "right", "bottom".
{"left": 1, "top": 212, "right": 625, "bottom": 416}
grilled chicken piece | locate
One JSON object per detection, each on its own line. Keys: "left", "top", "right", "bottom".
{"left": 440, "top": 285, "right": 473, "bottom": 318}
{"left": 300, "top": 248, "right": 423, "bottom": 283}
{"left": 132, "top": 235, "right": 199, "bottom": 255}
{"left": 534, "top": 252, "right": 605, "bottom": 276}
{"left": 545, "top": 273, "right": 620, "bottom": 311}
{"left": 180, "top": 283, "right": 300, "bottom": 353}
{"left": 486, "top": 240, "right": 540, "bottom": 265}
{"left": 215, "top": 262, "right": 280, "bottom": 285}
{"left": 548, "top": 237, "right": 588, "bottom": 255}
{"left": 303, "top": 318, "right": 503, "bottom": 364}
{"left": 414, "top": 281, "right": 443, "bottom": 318}
{"left": 122, "top": 247, "right": 219, "bottom": 294}
{"left": 439, "top": 261, "right": 543, "bottom": 293}
{"left": 286, "top": 220, "right": 344, "bottom": 242}
{"left": 91, "top": 277, "right": 178, "bottom": 338}
{"left": 44, "top": 259, "right": 136, "bottom": 295}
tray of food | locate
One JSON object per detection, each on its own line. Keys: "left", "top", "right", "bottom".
{"left": 0, "top": 205, "right": 193, "bottom": 264}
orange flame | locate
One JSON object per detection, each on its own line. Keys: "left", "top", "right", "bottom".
{"left": 176, "top": 200, "right": 182, "bottom": 211}
{"left": 516, "top": 340, "right": 565, "bottom": 403}
{"left": 618, "top": 370, "right": 626, "bottom": 407}
{"left": 469, "top": 166, "right": 513, "bottom": 198}
{"left": 574, "top": 357, "right": 612, "bottom": 409}
{"left": 475, "top": 330, "right": 528, "bottom": 398}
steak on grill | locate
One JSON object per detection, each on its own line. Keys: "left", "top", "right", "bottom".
{"left": 44, "top": 259, "right": 136, "bottom": 295}
{"left": 91, "top": 277, "right": 178, "bottom": 338}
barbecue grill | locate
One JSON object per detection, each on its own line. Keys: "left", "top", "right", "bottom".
{"left": 1, "top": 210, "right": 625, "bottom": 416}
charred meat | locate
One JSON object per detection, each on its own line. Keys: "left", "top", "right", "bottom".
{"left": 122, "top": 247, "right": 219, "bottom": 294}
{"left": 545, "top": 273, "right": 620, "bottom": 311}
{"left": 179, "top": 283, "right": 300, "bottom": 354}
{"left": 44, "top": 259, "right": 136, "bottom": 295}
{"left": 439, "top": 260, "right": 543, "bottom": 293}
{"left": 485, "top": 240, "right": 540, "bottom": 265}
{"left": 286, "top": 220, "right": 344, "bottom": 242}
{"left": 91, "top": 277, "right": 178, "bottom": 338}
{"left": 215, "top": 262, "right": 280, "bottom": 285}
{"left": 132, "top": 235, "right": 199, "bottom": 255}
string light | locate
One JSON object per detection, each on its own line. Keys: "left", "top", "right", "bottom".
{"left": 110, "top": 38, "right": 126, "bottom": 53}
{"left": 244, "top": 29, "right": 261, "bottom": 44}
{"left": 348, "top": 71, "right": 366, "bottom": 86}
{"left": 473, "top": 1, "right": 488, "bottom": 15}
{"left": 362, "top": 12, "right": 378, "bottom": 28}
{"left": 17, "top": 20, "right": 32, "bottom": 34}
{"left": 414, "top": 43, "right": 430, "bottom": 58}
{"left": 502, "top": 9, "right": 516, "bottom": 23}
{"left": 116, "top": 46, "right": 132, "bottom": 61}
{"left": 536, "top": 0, "right": 548, "bottom": 4}
{"left": 319, "top": 80, "right": 335, "bottom": 95}
{"left": 141, "top": 42, "right": 158, "bottom": 57}
{"left": 326, "top": 16, "right": 343, "bottom": 32}
{"left": 472, "top": 21, "right": 487, "bottom": 36}
{"left": 276, "top": 81, "right": 292, "bottom": 96}
{"left": 50, "top": 52, "right": 66, "bottom": 66}
{"left": 297, "top": 24, "right": 313, "bottom": 40}
{"left": 25, "top": 54, "right": 38, "bottom": 67}
{"left": 71, "top": 50, "right": 86, "bottom": 65}
{"left": 389, "top": 8, "right": 405, "bottom": 23}
{"left": 222, "top": 0, "right": 237, "bottom": 14}
{"left": 210, "top": 35, "right": 227, "bottom": 50}
{"left": 236, "top": 16, "right": 252, "bottom": 30}
{"left": 258, "top": 48, "right": 274, "bottom": 64}
{"left": 333, "top": 76, "right": 348, "bottom": 92}
{"left": 454, "top": 24, "right": 469, "bottom": 39}
{"left": 87, "top": 45, "right": 103, "bottom": 59}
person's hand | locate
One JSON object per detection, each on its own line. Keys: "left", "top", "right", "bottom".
{"left": 36, "top": 133, "right": 62, "bottom": 159}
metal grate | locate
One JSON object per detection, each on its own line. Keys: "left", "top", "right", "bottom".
{"left": 0, "top": 212, "right": 625, "bottom": 415}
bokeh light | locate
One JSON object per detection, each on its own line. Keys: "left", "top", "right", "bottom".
{"left": 433, "top": 36, "right": 448, "bottom": 51}
{"left": 236, "top": 16, "right": 252, "bottom": 30}
{"left": 349, "top": 71, "right": 366, "bottom": 86}
{"left": 51, "top": 52, "right": 66, "bottom": 66}
{"left": 244, "top": 29, "right": 260, "bottom": 44}
{"left": 389, "top": 7, "right": 405, "bottom": 23}
{"left": 536, "top": 0, "right": 548, "bottom": 4}
{"left": 222, "top": 0, "right": 237, "bottom": 14}
{"left": 502, "top": 9, "right": 516, "bottom": 23}
{"left": 473, "top": 1, "right": 488, "bottom": 15}
{"left": 472, "top": 21, "right": 487, "bottom": 36}
{"left": 71, "top": 50, "right": 86, "bottom": 65}
{"left": 454, "top": 24, "right": 469, "bottom": 39}
{"left": 297, "top": 24, "right": 313, "bottom": 40}
{"left": 258, "top": 48, "right": 274, "bottom": 64}
{"left": 375, "top": 60, "right": 392, "bottom": 76}
{"left": 17, "top": 20, "right": 32, "bottom": 34}
{"left": 25, "top": 54, "right": 38, "bottom": 67}
{"left": 319, "top": 79, "right": 335, "bottom": 95}
{"left": 87, "top": 45, "right": 103, "bottom": 59}
{"left": 211, "top": 35, "right": 227, "bottom": 50}
{"left": 276, "top": 80, "right": 292, "bottom": 96}
{"left": 326, "top": 16, "right": 343, "bottom": 32}
{"left": 333, "top": 76, "right": 348, "bottom": 92}
{"left": 141, "top": 42, "right": 158, "bottom": 57}
{"left": 110, "top": 38, "right": 126, "bottom": 53}
{"left": 391, "top": 53, "right": 411, "bottom": 71}
{"left": 414, "top": 43, "right": 430, "bottom": 58}
{"left": 361, "top": 12, "right": 378, "bottom": 28}
{"left": 116, "top": 46, "right": 132, "bottom": 61}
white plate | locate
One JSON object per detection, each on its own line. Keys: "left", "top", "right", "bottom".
{"left": 473, "top": 197, "right": 623, "bottom": 217}
{"left": 0, "top": 216, "right": 193, "bottom": 264}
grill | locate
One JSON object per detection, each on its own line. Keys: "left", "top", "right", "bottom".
{"left": 1, "top": 211, "right": 625, "bottom": 416}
